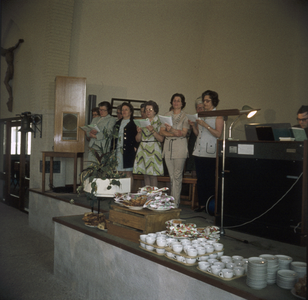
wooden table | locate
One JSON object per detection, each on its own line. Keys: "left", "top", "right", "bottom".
{"left": 41, "top": 151, "right": 84, "bottom": 193}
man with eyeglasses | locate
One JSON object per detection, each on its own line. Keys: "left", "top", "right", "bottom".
{"left": 295, "top": 105, "right": 308, "bottom": 136}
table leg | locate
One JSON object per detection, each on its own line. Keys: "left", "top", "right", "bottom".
{"left": 192, "top": 183, "right": 196, "bottom": 209}
{"left": 73, "top": 154, "right": 77, "bottom": 193}
{"left": 42, "top": 153, "right": 46, "bottom": 192}
{"left": 50, "top": 157, "right": 54, "bottom": 189}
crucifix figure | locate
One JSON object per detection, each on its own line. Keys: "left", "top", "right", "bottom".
{"left": 1, "top": 39, "right": 24, "bottom": 112}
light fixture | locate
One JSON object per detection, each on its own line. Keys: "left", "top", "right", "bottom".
{"left": 17, "top": 112, "right": 43, "bottom": 138}
{"left": 198, "top": 107, "right": 261, "bottom": 236}
{"left": 228, "top": 105, "right": 259, "bottom": 140}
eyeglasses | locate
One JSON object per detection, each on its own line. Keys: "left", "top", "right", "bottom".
{"left": 99, "top": 108, "right": 107, "bottom": 112}
{"left": 297, "top": 118, "right": 308, "bottom": 122}
{"left": 145, "top": 108, "right": 154, "bottom": 112}
{"left": 204, "top": 100, "right": 212, "bottom": 103}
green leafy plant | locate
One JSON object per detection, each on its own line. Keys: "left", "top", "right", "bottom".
{"left": 77, "top": 126, "right": 126, "bottom": 202}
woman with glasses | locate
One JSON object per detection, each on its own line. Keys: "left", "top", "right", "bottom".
{"left": 159, "top": 93, "right": 189, "bottom": 207}
{"left": 89, "top": 101, "right": 116, "bottom": 151}
{"left": 133, "top": 100, "right": 164, "bottom": 187}
{"left": 189, "top": 90, "right": 223, "bottom": 212}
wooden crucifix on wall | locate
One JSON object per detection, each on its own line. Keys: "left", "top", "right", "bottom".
{"left": 1, "top": 39, "right": 24, "bottom": 112}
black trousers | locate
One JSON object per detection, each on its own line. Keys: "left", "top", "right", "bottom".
{"left": 194, "top": 156, "right": 216, "bottom": 207}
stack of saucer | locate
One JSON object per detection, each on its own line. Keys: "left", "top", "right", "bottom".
{"left": 276, "top": 270, "right": 298, "bottom": 289}
{"left": 246, "top": 257, "right": 268, "bottom": 290}
{"left": 275, "top": 255, "right": 293, "bottom": 270}
{"left": 259, "top": 254, "right": 279, "bottom": 285}
{"left": 290, "top": 261, "right": 307, "bottom": 279}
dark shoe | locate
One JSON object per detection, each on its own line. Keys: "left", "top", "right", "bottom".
{"left": 194, "top": 206, "right": 206, "bottom": 212}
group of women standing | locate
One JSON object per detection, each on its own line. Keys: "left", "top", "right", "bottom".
{"left": 87, "top": 90, "right": 223, "bottom": 210}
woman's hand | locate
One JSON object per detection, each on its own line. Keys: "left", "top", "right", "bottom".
{"left": 90, "top": 129, "right": 98, "bottom": 135}
{"left": 188, "top": 120, "right": 195, "bottom": 127}
{"left": 89, "top": 132, "right": 97, "bottom": 139}
{"left": 165, "top": 123, "right": 172, "bottom": 132}
{"left": 146, "top": 125, "right": 154, "bottom": 132}
{"left": 136, "top": 126, "right": 142, "bottom": 133}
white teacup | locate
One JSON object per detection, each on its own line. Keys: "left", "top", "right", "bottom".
{"left": 219, "top": 268, "right": 234, "bottom": 279}
{"left": 232, "top": 255, "right": 243, "bottom": 262}
{"left": 205, "top": 245, "right": 214, "bottom": 253}
{"left": 166, "top": 238, "right": 177, "bottom": 247}
{"left": 176, "top": 255, "right": 185, "bottom": 262}
{"left": 235, "top": 261, "right": 245, "bottom": 267}
{"left": 207, "top": 240, "right": 215, "bottom": 245}
{"left": 197, "top": 247, "right": 206, "bottom": 255}
{"left": 234, "top": 266, "right": 245, "bottom": 276}
{"left": 140, "top": 242, "right": 146, "bottom": 248}
{"left": 186, "top": 257, "right": 197, "bottom": 265}
{"left": 198, "top": 255, "right": 209, "bottom": 261}
{"left": 156, "top": 238, "right": 167, "bottom": 247}
{"left": 211, "top": 265, "right": 222, "bottom": 275}
{"left": 166, "top": 251, "right": 175, "bottom": 259}
{"left": 198, "top": 261, "right": 210, "bottom": 270}
{"left": 213, "top": 243, "right": 223, "bottom": 251}
{"left": 156, "top": 248, "right": 165, "bottom": 254}
{"left": 208, "top": 258, "right": 218, "bottom": 265}
{"left": 171, "top": 241, "right": 181, "bottom": 248}
{"left": 217, "top": 251, "right": 224, "bottom": 258}
{"left": 197, "top": 238, "right": 207, "bottom": 243}
{"left": 183, "top": 245, "right": 193, "bottom": 254}
{"left": 172, "top": 244, "right": 183, "bottom": 253}
{"left": 226, "top": 262, "right": 236, "bottom": 269}
{"left": 140, "top": 234, "right": 147, "bottom": 242}
{"left": 148, "top": 233, "right": 157, "bottom": 238}
{"left": 214, "top": 261, "right": 225, "bottom": 269}
{"left": 146, "top": 236, "right": 156, "bottom": 245}
{"left": 145, "top": 245, "right": 154, "bottom": 251}
{"left": 209, "top": 253, "right": 218, "bottom": 259}
{"left": 187, "top": 248, "right": 198, "bottom": 257}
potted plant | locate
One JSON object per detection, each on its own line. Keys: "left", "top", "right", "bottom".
{"left": 77, "top": 127, "right": 131, "bottom": 203}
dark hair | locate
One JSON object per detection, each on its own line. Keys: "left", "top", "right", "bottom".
{"left": 98, "top": 101, "right": 112, "bottom": 114}
{"left": 140, "top": 103, "right": 146, "bottom": 109}
{"left": 201, "top": 90, "right": 219, "bottom": 107}
{"left": 297, "top": 105, "right": 308, "bottom": 115}
{"left": 91, "top": 107, "right": 99, "bottom": 114}
{"left": 145, "top": 100, "right": 159, "bottom": 115}
{"left": 170, "top": 93, "right": 186, "bottom": 109}
{"left": 117, "top": 104, "right": 122, "bottom": 111}
{"left": 121, "top": 102, "right": 134, "bottom": 118}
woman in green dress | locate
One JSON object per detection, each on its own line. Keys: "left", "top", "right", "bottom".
{"left": 133, "top": 100, "right": 164, "bottom": 187}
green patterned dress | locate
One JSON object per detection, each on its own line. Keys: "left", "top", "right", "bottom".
{"left": 133, "top": 116, "right": 164, "bottom": 176}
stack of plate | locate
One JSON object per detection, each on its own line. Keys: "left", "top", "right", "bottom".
{"left": 246, "top": 257, "right": 268, "bottom": 290}
{"left": 276, "top": 270, "right": 298, "bottom": 289}
{"left": 275, "top": 254, "right": 293, "bottom": 270}
{"left": 259, "top": 254, "right": 279, "bottom": 284}
{"left": 290, "top": 261, "right": 307, "bottom": 279}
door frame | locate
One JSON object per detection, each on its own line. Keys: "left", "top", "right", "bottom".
{"left": 0, "top": 116, "right": 29, "bottom": 211}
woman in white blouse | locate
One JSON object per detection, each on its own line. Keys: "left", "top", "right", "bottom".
{"left": 189, "top": 90, "right": 223, "bottom": 212}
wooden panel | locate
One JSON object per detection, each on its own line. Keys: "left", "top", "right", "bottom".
{"left": 109, "top": 210, "right": 146, "bottom": 231}
{"left": 106, "top": 221, "right": 141, "bottom": 244}
{"left": 54, "top": 76, "right": 86, "bottom": 152}
{"left": 110, "top": 205, "right": 181, "bottom": 234}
